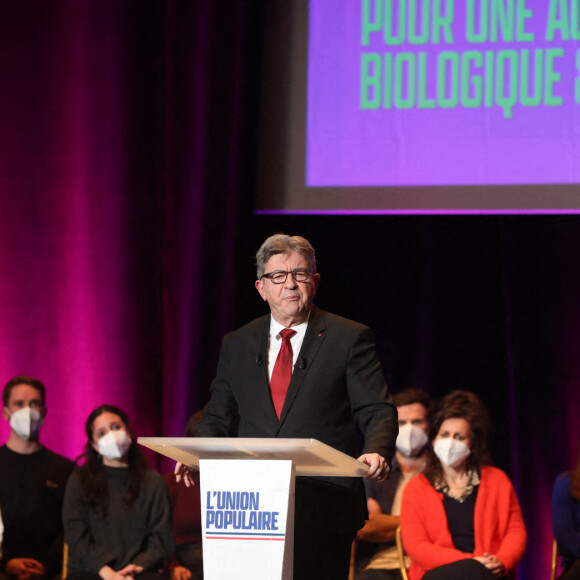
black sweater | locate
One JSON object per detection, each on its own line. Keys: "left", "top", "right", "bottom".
{"left": 0, "top": 444, "right": 74, "bottom": 577}
{"left": 63, "top": 465, "right": 173, "bottom": 574}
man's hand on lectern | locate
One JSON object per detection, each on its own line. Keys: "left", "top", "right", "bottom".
{"left": 174, "top": 461, "right": 196, "bottom": 487}
{"left": 357, "top": 453, "right": 389, "bottom": 481}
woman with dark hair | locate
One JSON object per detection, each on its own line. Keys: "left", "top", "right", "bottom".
{"left": 552, "top": 450, "right": 580, "bottom": 579}
{"left": 63, "top": 405, "right": 173, "bottom": 580}
{"left": 400, "top": 391, "right": 526, "bottom": 580}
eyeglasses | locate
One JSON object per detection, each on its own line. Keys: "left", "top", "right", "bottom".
{"left": 260, "top": 268, "right": 315, "bottom": 284}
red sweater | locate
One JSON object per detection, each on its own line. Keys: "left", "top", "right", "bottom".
{"left": 400, "top": 466, "right": 527, "bottom": 580}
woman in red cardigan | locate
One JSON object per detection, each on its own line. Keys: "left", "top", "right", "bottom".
{"left": 400, "top": 391, "right": 526, "bottom": 580}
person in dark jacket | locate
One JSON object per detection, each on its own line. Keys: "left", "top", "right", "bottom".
{"left": 63, "top": 405, "right": 173, "bottom": 580}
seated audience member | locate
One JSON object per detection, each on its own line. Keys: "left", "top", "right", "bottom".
{"left": 0, "top": 376, "right": 74, "bottom": 580}
{"left": 63, "top": 405, "right": 173, "bottom": 580}
{"left": 164, "top": 412, "right": 203, "bottom": 580}
{"left": 400, "top": 391, "right": 526, "bottom": 580}
{"left": 552, "top": 449, "right": 580, "bottom": 579}
{"left": 356, "top": 388, "right": 432, "bottom": 579}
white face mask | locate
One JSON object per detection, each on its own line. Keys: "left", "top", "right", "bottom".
{"left": 7, "top": 407, "right": 44, "bottom": 440}
{"left": 396, "top": 423, "right": 428, "bottom": 457}
{"left": 433, "top": 438, "right": 471, "bottom": 468}
{"left": 97, "top": 430, "right": 132, "bottom": 460}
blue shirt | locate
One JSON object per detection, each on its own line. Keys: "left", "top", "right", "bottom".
{"left": 552, "top": 472, "right": 580, "bottom": 567}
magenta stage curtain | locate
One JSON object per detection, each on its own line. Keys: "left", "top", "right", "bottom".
{"left": 0, "top": 0, "right": 259, "bottom": 454}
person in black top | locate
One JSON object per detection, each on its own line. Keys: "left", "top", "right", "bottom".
{"left": 63, "top": 405, "right": 173, "bottom": 580}
{"left": 0, "top": 376, "right": 74, "bottom": 580}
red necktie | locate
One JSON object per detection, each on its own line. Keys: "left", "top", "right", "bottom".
{"left": 270, "top": 328, "right": 296, "bottom": 419}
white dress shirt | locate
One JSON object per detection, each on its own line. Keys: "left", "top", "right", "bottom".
{"left": 266, "top": 317, "right": 309, "bottom": 381}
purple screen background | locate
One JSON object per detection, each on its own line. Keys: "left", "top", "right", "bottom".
{"left": 307, "top": 0, "right": 580, "bottom": 187}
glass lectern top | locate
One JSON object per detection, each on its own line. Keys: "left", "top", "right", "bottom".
{"left": 138, "top": 437, "right": 369, "bottom": 477}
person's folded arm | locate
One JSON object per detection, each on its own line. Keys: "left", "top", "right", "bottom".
{"left": 358, "top": 511, "right": 401, "bottom": 543}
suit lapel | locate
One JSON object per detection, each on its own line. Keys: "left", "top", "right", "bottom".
{"left": 256, "top": 314, "right": 271, "bottom": 394}
{"left": 276, "top": 306, "right": 327, "bottom": 430}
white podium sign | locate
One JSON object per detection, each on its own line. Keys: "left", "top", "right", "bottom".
{"left": 200, "top": 459, "right": 294, "bottom": 580}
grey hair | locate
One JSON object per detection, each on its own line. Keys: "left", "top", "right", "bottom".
{"left": 255, "top": 234, "right": 317, "bottom": 278}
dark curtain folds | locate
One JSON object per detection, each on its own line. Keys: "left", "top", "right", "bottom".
{"left": 156, "top": 1, "right": 262, "bottom": 436}
{"left": 0, "top": 3, "right": 578, "bottom": 580}
{"left": 238, "top": 214, "right": 580, "bottom": 580}
{"left": 0, "top": 0, "right": 262, "bottom": 447}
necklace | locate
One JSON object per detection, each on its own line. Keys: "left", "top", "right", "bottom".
{"left": 434, "top": 468, "right": 480, "bottom": 503}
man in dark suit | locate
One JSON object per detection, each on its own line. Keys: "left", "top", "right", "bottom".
{"left": 185, "top": 234, "right": 397, "bottom": 579}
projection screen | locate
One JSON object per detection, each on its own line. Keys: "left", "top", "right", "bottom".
{"left": 256, "top": 0, "right": 580, "bottom": 214}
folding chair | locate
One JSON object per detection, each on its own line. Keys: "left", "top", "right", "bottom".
{"left": 395, "top": 525, "right": 410, "bottom": 580}
{"left": 550, "top": 538, "right": 560, "bottom": 580}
